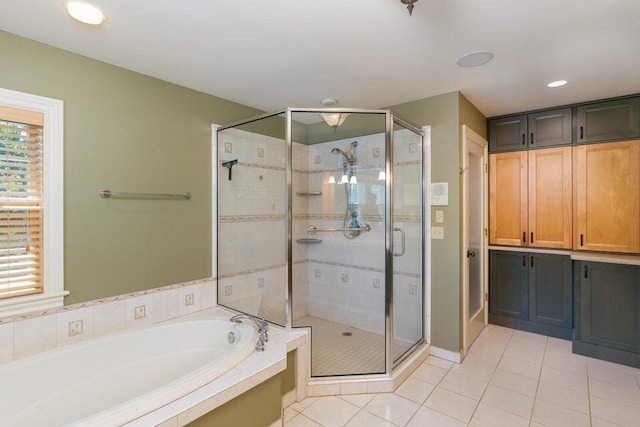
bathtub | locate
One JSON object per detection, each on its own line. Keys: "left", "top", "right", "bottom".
{"left": 0, "top": 317, "right": 256, "bottom": 426}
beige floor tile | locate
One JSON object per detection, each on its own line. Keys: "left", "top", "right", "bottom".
{"left": 589, "top": 377, "right": 640, "bottom": 409}
{"left": 480, "top": 384, "right": 534, "bottom": 419}
{"left": 463, "top": 347, "right": 502, "bottom": 367}
{"left": 425, "top": 355, "right": 454, "bottom": 370}
{"left": 338, "top": 393, "right": 376, "bottom": 408}
{"left": 469, "top": 402, "right": 529, "bottom": 427}
{"left": 424, "top": 387, "right": 479, "bottom": 423}
{"left": 344, "top": 410, "right": 396, "bottom": 427}
{"left": 394, "top": 377, "right": 436, "bottom": 404}
{"left": 490, "top": 369, "right": 538, "bottom": 397}
{"left": 591, "top": 417, "right": 626, "bottom": 427}
{"left": 545, "top": 336, "right": 572, "bottom": 355}
{"left": 301, "top": 396, "right": 360, "bottom": 427}
{"left": 469, "top": 335, "right": 509, "bottom": 354}
{"left": 406, "top": 406, "right": 466, "bottom": 427}
{"left": 542, "top": 351, "right": 588, "bottom": 376}
{"left": 510, "top": 329, "right": 548, "bottom": 346}
{"left": 536, "top": 381, "right": 590, "bottom": 414}
{"left": 410, "top": 362, "right": 448, "bottom": 385}
{"left": 449, "top": 358, "right": 496, "bottom": 382}
{"left": 497, "top": 355, "right": 541, "bottom": 380}
{"left": 588, "top": 358, "right": 640, "bottom": 390}
{"left": 532, "top": 399, "right": 590, "bottom": 427}
{"left": 590, "top": 395, "right": 640, "bottom": 426}
{"left": 540, "top": 365, "right": 588, "bottom": 392}
{"left": 285, "top": 413, "right": 323, "bottom": 427}
{"left": 290, "top": 397, "right": 319, "bottom": 412}
{"left": 284, "top": 407, "right": 299, "bottom": 423}
{"left": 364, "top": 393, "right": 420, "bottom": 426}
{"left": 504, "top": 341, "right": 546, "bottom": 365}
{"left": 439, "top": 370, "right": 488, "bottom": 400}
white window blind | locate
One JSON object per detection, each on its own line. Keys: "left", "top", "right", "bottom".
{"left": 0, "top": 106, "right": 44, "bottom": 300}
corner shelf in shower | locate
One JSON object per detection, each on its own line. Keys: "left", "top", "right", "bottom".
{"left": 296, "top": 238, "right": 322, "bottom": 244}
{"left": 296, "top": 192, "right": 322, "bottom": 196}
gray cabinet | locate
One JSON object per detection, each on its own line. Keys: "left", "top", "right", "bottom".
{"left": 576, "top": 97, "right": 640, "bottom": 143}
{"left": 489, "top": 250, "right": 572, "bottom": 338}
{"left": 489, "top": 108, "right": 572, "bottom": 152}
{"left": 574, "top": 262, "right": 640, "bottom": 364}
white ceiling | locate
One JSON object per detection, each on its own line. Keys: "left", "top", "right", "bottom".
{"left": 1, "top": 0, "right": 640, "bottom": 118}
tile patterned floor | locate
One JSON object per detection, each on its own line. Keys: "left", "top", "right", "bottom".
{"left": 284, "top": 325, "right": 640, "bottom": 426}
{"left": 294, "top": 315, "right": 414, "bottom": 377}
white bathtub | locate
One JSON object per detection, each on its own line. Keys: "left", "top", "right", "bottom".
{"left": 0, "top": 317, "right": 256, "bottom": 426}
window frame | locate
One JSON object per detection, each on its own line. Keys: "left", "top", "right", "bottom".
{"left": 0, "top": 88, "right": 65, "bottom": 316}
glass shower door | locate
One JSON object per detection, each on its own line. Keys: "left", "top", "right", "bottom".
{"left": 391, "top": 119, "right": 424, "bottom": 364}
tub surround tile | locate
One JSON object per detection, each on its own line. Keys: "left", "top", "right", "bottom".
{"left": 93, "top": 300, "right": 126, "bottom": 338}
{"left": 125, "top": 294, "right": 154, "bottom": 329}
{"left": 153, "top": 289, "right": 179, "bottom": 323}
{"left": 56, "top": 306, "right": 94, "bottom": 347}
{"left": 0, "top": 322, "right": 13, "bottom": 364}
{"left": 13, "top": 315, "right": 57, "bottom": 359}
{"left": 178, "top": 284, "right": 202, "bottom": 317}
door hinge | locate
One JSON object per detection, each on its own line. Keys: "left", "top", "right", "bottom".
{"left": 484, "top": 163, "right": 487, "bottom": 173}
{"left": 484, "top": 292, "right": 488, "bottom": 302}
{"left": 484, "top": 228, "right": 488, "bottom": 237}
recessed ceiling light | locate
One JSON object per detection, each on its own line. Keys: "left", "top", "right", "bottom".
{"left": 65, "top": 1, "right": 107, "bottom": 25}
{"left": 547, "top": 80, "right": 568, "bottom": 88}
{"left": 456, "top": 51, "right": 494, "bottom": 68}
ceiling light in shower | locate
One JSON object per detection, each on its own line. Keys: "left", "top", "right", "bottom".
{"left": 378, "top": 171, "right": 386, "bottom": 181}
{"left": 65, "top": 1, "right": 107, "bottom": 25}
{"left": 339, "top": 174, "right": 349, "bottom": 185}
{"left": 320, "top": 99, "right": 349, "bottom": 129}
{"left": 349, "top": 176, "right": 358, "bottom": 184}
{"left": 400, "top": 0, "right": 418, "bottom": 16}
{"left": 328, "top": 175, "right": 336, "bottom": 184}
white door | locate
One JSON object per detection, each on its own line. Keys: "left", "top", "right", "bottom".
{"left": 462, "top": 125, "right": 488, "bottom": 352}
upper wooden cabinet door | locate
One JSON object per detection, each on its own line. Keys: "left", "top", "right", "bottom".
{"left": 528, "top": 108, "right": 572, "bottom": 148}
{"left": 490, "top": 151, "right": 528, "bottom": 245}
{"left": 574, "top": 140, "right": 640, "bottom": 253}
{"left": 489, "top": 115, "right": 527, "bottom": 152}
{"left": 576, "top": 98, "right": 640, "bottom": 144}
{"left": 528, "top": 147, "right": 572, "bottom": 249}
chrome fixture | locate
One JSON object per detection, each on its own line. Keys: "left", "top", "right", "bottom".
{"left": 230, "top": 314, "right": 269, "bottom": 352}
{"left": 99, "top": 189, "right": 191, "bottom": 200}
{"left": 401, "top": 0, "right": 418, "bottom": 16}
{"left": 306, "top": 224, "right": 371, "bottom": 235}
{"left": 331, "top": 141, "right": 367, "bottom": 239}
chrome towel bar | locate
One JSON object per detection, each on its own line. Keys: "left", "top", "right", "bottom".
{"left": 306, "top": 224, "right": 371, "bottom": 235}
{"left": 99, "top": 189, "right": 191, "bottom": 200}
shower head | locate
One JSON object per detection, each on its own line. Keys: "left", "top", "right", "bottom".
{"left": 331, "top": 142, "right": 357, "bottom": 165}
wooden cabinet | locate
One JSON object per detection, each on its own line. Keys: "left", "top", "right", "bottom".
{"left": 489, "top": 250, "right": 572, "bottom": 338}
{"left": 574, "top": 261, "right": 640, "bottom": 367}
{"left": 573, "top": 140, "right": 640, "bottom": 253}
{"left": 489, "top": 108, "right": 572, "bottom": 152}
{"left": 490, "top": 147, "right": 572, "bottom": 249}
{"left": 576, "top": 98, "right": 640, "bottom": 144}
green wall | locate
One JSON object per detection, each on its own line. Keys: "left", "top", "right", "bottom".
{"left": 389, "top": 92, "right": 486, "bottom": 353}
{"left": 0, "top": 31, "right": 265, "bottom": 304}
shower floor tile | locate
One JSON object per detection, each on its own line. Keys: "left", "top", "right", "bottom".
{"left": 295, "top": 315, "right": 414, "bottom": 377}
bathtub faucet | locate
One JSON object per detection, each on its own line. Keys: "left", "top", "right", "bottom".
{"left": 230, "top": 314, "right": 269, "bottom": 352}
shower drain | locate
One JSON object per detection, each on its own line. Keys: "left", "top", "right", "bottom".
{"left": 342, "top": 332, "right": 353, "bottom": 337}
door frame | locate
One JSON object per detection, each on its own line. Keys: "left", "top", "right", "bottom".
{"left": 461, "top": 125, "right": 489, "bottom": 353}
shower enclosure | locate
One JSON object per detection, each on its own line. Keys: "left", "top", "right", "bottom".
{"left": 216, "top": 109, "right": 424, "bottom": 377}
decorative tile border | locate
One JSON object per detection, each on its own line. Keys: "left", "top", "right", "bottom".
{"left": 236, "top": 161, "right": 285, "bottom": 171}
{"left": 217, "top": 263, "right": 286, "bottom": 280}
{"left": 219, "top": 214, "right": 285, "bottom": 223}
{"left": 294, "top": 259, "right": 420, "bottom": 278}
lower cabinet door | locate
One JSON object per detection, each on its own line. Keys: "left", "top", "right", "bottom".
{"left": 489, "top": 250, "right": 528, "bottom": 320}
{"left": 580, "top": 262, "right": 640, "bottom": 353}
{"left": 529, "top": 254, "right": 572, "bottom": 328}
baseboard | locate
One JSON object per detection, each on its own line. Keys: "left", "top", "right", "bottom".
{"left": 430, "top": 345, "right": 463, "bottom": 363}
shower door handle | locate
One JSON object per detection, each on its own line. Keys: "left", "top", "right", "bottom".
{"left": 392, "top": 227, "right": 406, "bottom": 257}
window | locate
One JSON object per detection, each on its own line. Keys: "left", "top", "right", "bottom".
{"left": 0, "top": 89, "right": 65, "bottom": 316}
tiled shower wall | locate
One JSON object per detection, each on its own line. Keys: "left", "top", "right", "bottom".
{"left": 216, "top": 128, "right": 287, "bottom": 325}
{"left": 217, "top": 127, "right": 424, "bottom": 343}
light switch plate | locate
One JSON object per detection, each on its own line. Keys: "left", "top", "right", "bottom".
{"left": 431, "top": 226, "right": 444, "bottom": 240}
{"left": 435, "top": 210, "right": 444, "bottom": 224}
